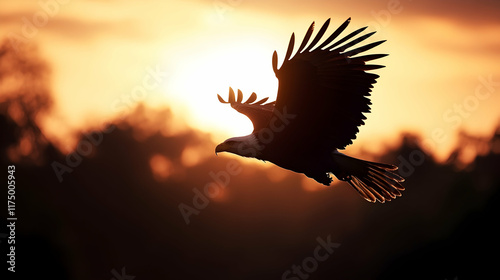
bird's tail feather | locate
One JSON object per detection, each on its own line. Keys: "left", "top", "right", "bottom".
{"left": 332, "top": 152, "right": 405, "bottom": 203}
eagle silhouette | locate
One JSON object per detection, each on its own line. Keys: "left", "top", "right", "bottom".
{"left": 215, "top": 18, "right": 404, "bottom": 203}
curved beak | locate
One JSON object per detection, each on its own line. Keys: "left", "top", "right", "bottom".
{"left": 215, "top": 143, "right": 229, "bottom": 155}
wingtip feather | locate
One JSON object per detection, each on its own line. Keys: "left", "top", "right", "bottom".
{"left": 237, "top": 89, "right": 243, "bottom": 103}
{"left": 228, "top": 87, "right": 235, "bottom": 103}
{"left": 272, "top": 51, "right": 278, "bottom": 74}
{"left": 217, "top": 94, "right": 227, "bottom": 103}
{"left": 244, "top": 92, "right": 257, "bottom": 104}
{"left": 254, "top": 97, "right": 269, "bottom": 105}
{"left": 284, "top": 33, "right": 295, "bottom": 61}
{"left": 297, "top": 21, "right": 315, "bottom": 53}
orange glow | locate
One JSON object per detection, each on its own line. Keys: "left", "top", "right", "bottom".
{"left": 181, "top": 144, "right": 213, "bottom": 167}
{"left": 301, "top": 176, "right": 324, "bottom": 192}
{"left": 149, "top": 154, "right": 173, "bottom": 181}
{"left": 266, "top": 168, "right": 288, "bottom": 183}
{"left": 1, "top": 1, "right": 499, "bottom": 161}
{"left": 181, "top": 146, "right": 203, "bottom": 167}
{"left": 207, "top": 186, "right": 229, "bottom": 203}
{"left": 19, "top": 134, "right": 33, "bottom": 156}
{"left": 7, "top": 102, "right": 26, "bottom": 126}
{"left": 166, "top": 39, "right": 278, "bottom": 138}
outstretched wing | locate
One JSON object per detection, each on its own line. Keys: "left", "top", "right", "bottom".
{"left": 271, "top": 18, "right": 386, "bottom": 151}
{"left": 217, "top": 87, "right": 275, "bottom": 132}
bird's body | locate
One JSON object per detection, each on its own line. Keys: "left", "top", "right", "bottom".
{"left": 215, "top": 18, "right": 405, "bottom": 203}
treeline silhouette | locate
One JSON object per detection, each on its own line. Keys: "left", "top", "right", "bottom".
{"left": 1, "top": 40, "right": 499, "bottom": 280}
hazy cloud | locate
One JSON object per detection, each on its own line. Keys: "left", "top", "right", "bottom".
{"left": 243, "top": 0, "right": 500, "bottom": 26}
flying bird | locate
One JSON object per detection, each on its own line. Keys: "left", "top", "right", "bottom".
{"left": 215, "top": 18, "right": 404, "bottom": 203}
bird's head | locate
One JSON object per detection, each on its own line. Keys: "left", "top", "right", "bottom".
{"left": 215, "top": 134, "right": 262, "bottom": 158}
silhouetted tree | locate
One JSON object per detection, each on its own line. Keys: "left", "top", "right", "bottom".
{"left": 0, "top": 39, "right": 53, "bottom": 165}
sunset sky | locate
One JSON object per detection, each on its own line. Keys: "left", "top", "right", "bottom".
{"left": 2, "top": 2, "right": 500, "bottom": 278}
{"left": 1, "top": 0, "right": 499, "bottom": 160}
